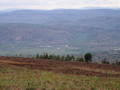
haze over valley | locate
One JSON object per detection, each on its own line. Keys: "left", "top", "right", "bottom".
{"left": 0, "top": 9, "right": 120, "bottom": 56}
{"left": 1, "top": 0, "right": 120, "bottom": 89}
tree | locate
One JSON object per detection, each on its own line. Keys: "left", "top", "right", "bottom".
{"left": 36, "top": 54, "right": 39, "bottom": 59}
{"left": 101, "top": 59, "right": 109, "bottom": 64}
{"left": 76, "top": 57, "right": 84, "bottom": 62}
{"left": 71, "top": 55, "right": 75, "bottom": 61}
{"left": 49, "top": 55, "right": 53, "bottom": 60}
{"left": 56, "top": 55, "right": 61, "bottom": 60}
{"left": 60, "top": 56, "right": 65, "bottom": 61}
{"left": 115, "top": 60, "right": 120, "bottom": 65}
{"left": 65, "top": 55, "right": 72, "bottom": 61}
{"left": 43, "top": 53, "right": 49, "bottom": 59}
{"left": 84, "top": 53, "right": 92, "bottom": 62}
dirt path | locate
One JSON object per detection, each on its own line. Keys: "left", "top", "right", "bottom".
{"left": 0, "top": 56, "right": 120, "bottom": 77}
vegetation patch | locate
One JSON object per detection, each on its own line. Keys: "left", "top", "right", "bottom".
{"left": 0, "top": 57, "right": 120, "bottom": 90}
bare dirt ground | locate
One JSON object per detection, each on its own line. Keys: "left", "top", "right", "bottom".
{"left": 0, "top": 56, "right": 120, "bottom": 77}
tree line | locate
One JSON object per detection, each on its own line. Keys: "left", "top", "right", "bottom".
{"left": 11, "top": 52, "right": 120, "bottom": 65}
{"left": 35, "top": 53, "right": 120, "bottom": 65}
{"left": 35, "top": 53, "right": 92, "bottom": 62}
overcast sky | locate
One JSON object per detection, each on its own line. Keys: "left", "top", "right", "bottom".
{"left": 0, "top": 0, "right": 120, "bottom": 10}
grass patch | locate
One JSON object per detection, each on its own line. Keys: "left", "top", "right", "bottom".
{"left": 0, "top": 63, "right": 120, "bottom": 90}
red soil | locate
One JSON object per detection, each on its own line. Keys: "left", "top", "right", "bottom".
{"left": 0, "top": 56, "right": 120, "bottom": 77}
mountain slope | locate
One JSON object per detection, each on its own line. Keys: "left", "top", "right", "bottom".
{"left": 0, "top": 9, "right": 120, "bottom": 54}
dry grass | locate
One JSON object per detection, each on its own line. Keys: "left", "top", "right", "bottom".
{"left": 0, "top": 57, "right": 120, "bottom": 90}
{"left": 73, "top": 66, "right": 120, "bottom": 75}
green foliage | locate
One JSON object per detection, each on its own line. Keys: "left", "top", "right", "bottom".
{"left": 65, "top": 55, "right": 71, "bottom": 61}
{"left": 84, "top": 53, "right": 92, "bottom": 62}
{"left": 115, "top": 60, "right": 120, "bottom": 65}
{"left": 35, "top": 53, "right": 76, "bottom": 61}
{"left": 112, "top": 60, "right": 120, "bottom": 66}
{"left": 101, "top": 59, "right": 110, "bottom": 64}
{"left": 60, "top": 56, "right": 65, "bottom": 61}
{"left": 35, "top": 53, "right": 93, "bottom": 62}
{"left": 76, "top": 57, "right": 84, "bottom": 62}
{"left": 36, "top": 54, "right": 39, "bottom": 58}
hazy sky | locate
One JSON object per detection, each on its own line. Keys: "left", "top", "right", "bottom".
{"left": 0, "top": 0, "right": 120, "bottom": 10}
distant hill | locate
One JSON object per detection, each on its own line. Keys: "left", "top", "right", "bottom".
{"left": 0, "top": 9, "right": 120, "bottom": 55}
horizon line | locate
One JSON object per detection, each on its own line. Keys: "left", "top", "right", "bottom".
{"left": 0, "top": 6, "right": 120, "bottom": 11}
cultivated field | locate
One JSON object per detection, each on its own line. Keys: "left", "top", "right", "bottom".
{"left": 0, "top": 56, "right": 120, "bottom": 90}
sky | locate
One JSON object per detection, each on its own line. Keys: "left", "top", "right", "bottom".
{"left": 0, "top": 0, "right": 120, "bottom": 10}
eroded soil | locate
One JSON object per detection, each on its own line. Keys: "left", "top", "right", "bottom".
{"left": 0, "top": 56, "right": 120, "bottom": 77}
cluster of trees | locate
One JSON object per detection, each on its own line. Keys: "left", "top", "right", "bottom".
{"left": 115, "top": 60, "right": 120, "bottom": 65}
{"left": 36, "top": 53, "right": 76, "bottom": 61}
{"left": 10, "top": 52, "right": 120, "bottom": 65}
{"left": 111, "top": 60, "right": 120, "bottom": 66}
{"left": 35, "top": 53, "right": 120, "bottom": 65}
{"left": 101, "top": 59, "right": 120, "bottom": 65}
{"left": 35, "top": 53, "right": 92, "bottom": 62}
{"left": 101, "top": 59, "right": 110, "bottom": 64}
